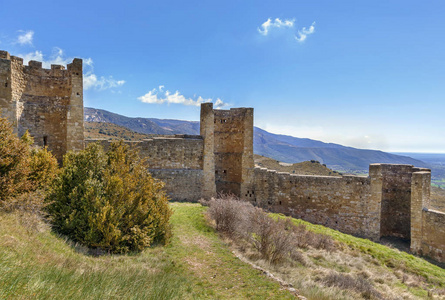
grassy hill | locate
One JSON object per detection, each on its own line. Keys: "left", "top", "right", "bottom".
{"left": 1, "top": 203, "right": 444, "bottom": 299}
{"left": 85, "top": 121, "right": 152, "bottom": 141}
{"left": 254, "top": 154, "right": 342, "bottom": 176}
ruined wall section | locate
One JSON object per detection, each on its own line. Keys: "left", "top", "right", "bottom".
{"left": 213, "top": 106, "right": 254, "bottom": 196}
{"left": 87, "top": 136, "right": 205, "bottom": 201}
{"left": 251, "top": 167, "right": 381, "bottom": 240}
{"left": 0, "top": 51, "right": 84, "bottom": 162}
{"left": 411, "top": 171, "right": 445, "bottom": 262}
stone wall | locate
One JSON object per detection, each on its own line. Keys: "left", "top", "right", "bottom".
{"left": 411, "top": 171, "right": 445, "bottom": 262}
{"left": 87, "top": 135, "right": 203, "bottom": 170}
{"left": 250, "top": 164, "right": 434, "bottom": 241}
{"left": 372, "top": 164, "right": 419, "bottom": 239}
{"left": 149, "top": 169, "right": 203, "bottom": 201}
{"left": 86, "top": 136, "right": 205, "bottom": 201}
{"left": 250, "top": 167, "right": 381, "bottom": 240}
{"left": 0, "top": 51, "right": 84, "bottom": 162}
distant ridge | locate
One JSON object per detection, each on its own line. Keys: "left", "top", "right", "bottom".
{"left": 84, "top": 107, "right": 426, "bottom": 172}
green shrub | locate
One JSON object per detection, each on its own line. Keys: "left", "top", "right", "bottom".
{"left": 21, "top": 131, "right": 59, "bottom": 192}
{"left": 46, "top": 142, "right": 172, "bottom": 254}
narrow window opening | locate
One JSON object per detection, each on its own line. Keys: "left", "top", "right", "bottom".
{"left": 4, "top": 82, "right": 7, "bottom": 88}
{"left": 43, "top": 136, "right": 48, "bottom": 147}
{"left": 76, "top": 92, "right": 80, "bottom": 96}
{"left": 279, "top": 201, "right": 282, "bottom": 205}
{"left": 223, "top": 170, "right": 227, "bottom": 174}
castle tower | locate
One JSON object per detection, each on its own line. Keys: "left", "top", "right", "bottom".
{"left": 0, "top": 51, "right": 84, "bottom": 162}
{"left": 200, "top": 103, "right": 217, "bottom": 198}
{"left": 200, "top": 103, "right": 254, "bottom": 198}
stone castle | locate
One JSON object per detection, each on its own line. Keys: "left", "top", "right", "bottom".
{"left": 1, "top": 52, "right": 444, "bottom": 263}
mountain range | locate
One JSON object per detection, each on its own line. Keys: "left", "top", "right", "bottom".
{"left": 84, "top": 107, "right": 426, "bottom": 173}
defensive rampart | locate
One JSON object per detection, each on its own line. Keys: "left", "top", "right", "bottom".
{"left": 250, "top": 167, "right": 379, "bottom": 239}
{"left": 2, "top": 52, "right": 444, "bottom": 262}
{"left": 86, "top": 135, "right": 205, "bottom": 201}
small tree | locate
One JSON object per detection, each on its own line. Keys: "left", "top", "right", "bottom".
{"left": 46, "top": 142, "right": 172, "bottom": 253}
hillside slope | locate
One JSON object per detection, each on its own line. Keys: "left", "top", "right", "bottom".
{"left": 254, "top": 154, "right": 342, "bottom": 176}
{"left": 0, "top": 204, "right": 294, "bottom": 299}
{"left": 84, "top": 107, "right": 426, "bottom": 172}
{"left": 2, "top": 204, "right": 444, "bottom": 299}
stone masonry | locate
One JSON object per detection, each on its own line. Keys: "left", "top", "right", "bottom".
{"left": 0, "top": 50, "right": 84, "bottom": 162}
{"left": 2, "top": 52, "right": 444, "bottom": 262}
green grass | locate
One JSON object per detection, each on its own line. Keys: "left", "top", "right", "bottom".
{"left": 2, "top": 202, "right": 444, "bottom": 299}
{"left": 0, "top": 204, "right": 294, "bottom": 299}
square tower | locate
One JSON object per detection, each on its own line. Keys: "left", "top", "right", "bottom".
{"left": 0, "top": 51, "right": 84, "bottom": 162}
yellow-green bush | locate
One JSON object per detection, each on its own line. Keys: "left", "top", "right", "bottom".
{"left": 0, "top": 117, "right": 32, "bottom": 203}
{"left": 0, "top": 116, "right": 59, "bottom": 210}
{"left": 46, "top": 142, "right": 172, "bottom": 254}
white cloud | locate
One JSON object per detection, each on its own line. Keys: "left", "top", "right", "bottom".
{"left": 295, "top": 22, "right": 316, "bottom": 42}
{"left": 18, "top": 47, "right": 125, "bottom": 91}
{"left": 258, "top": 18, "right": 316, "bottom": 43}
{"left": 258, "top": 18, "right": 294, "bottom": 36}
{"left": 83, "top": 74, "right": 125, "bottom": 90}
{"left": 138, "top": 86, "right": 229, "bottom": 109}
{"left": 17, "top": 30, "right": 34, "bottom": 45}
{"left": 20, "top": 50, "right": 44, "bottom": 64}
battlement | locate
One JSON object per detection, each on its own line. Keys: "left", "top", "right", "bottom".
{"left": 0, "top": 50, "right": 82, "bottom": 77}
{"left": 0, "top": 51, "right": 84, "bottom": 162}
{"left": 0, "top": 50, "right": 10, "bottom": 59}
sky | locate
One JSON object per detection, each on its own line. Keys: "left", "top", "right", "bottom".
{"left": 0, "top": 0, "right": 444, "bottom": 153}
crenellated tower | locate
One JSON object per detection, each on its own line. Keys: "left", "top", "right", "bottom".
{"left": 0, "top": 50, "right": 84, "bottom": 162}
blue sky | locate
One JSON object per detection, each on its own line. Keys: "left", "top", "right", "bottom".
{"left": 1, "top": 0, "right": 444, "bottom": 152}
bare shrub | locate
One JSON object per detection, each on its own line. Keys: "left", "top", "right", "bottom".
{"left": 247, "top": 209, "right": 296, "bottom": 264}
{"left": 323, "top": 271, "right": 382, "bottom": 299}
{"left": 206, "top": 195, "right": 336, "bottom": 265}
{"left": 206, "top": 194, "right": 253, "bottom": 238}
{"left": 287, "top": 221, "right": 336, "bottom": 252}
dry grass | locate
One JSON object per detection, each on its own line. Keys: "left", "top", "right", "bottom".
{"left": 206, "top": 195, "right": 445, "bottom": 300}
{"left": 206, "top": 196, "right": 336, "bottom": 265}
{"left": 0, "top": 202, "right": 295, "bottom": 299}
